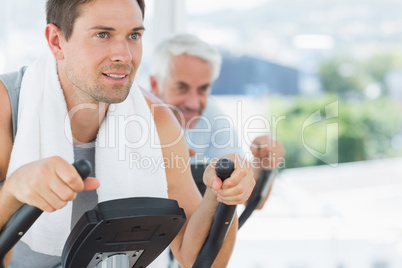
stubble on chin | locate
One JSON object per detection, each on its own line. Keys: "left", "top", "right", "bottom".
{"left": 93, "top": 83, "right": 133, "bottom": 104}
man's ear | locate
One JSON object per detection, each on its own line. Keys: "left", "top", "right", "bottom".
{"left": 45, "top": 24, "right": 65, "bottom": 60}
{"left": 150, "top": 75, "right": 161, "bottom": 97}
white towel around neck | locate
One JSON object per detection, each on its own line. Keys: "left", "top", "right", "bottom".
{"left": 6, "top": 52, "right": 167, "bottom": 256}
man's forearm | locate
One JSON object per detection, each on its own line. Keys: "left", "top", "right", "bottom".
{"left": 0, "top": 183, "right": 24, "bottom": 267}
{"left": 0, "top": 183, "right": 22, "bottom": 231}
{"left": 177, "top": 188, "right": 237, "bottom": 267}
{"left": 210, "top": 213, "right": 237, "bottom": 267}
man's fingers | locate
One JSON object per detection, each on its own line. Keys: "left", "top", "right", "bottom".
{"left": 221, "top": 167, "right": 248, "bottom": 189}
{"left": 36, "top": 187, "right": 69, "bottom": 212}
{"left": 48, "top": 178, "right": 77, "bottom": 202}
{"left": 189, "top": 148, "right": 196, "bottom": 157}
{"left": 83, "top": 177, "right": 100, "bottom": 191}
{"left": 215, "top": 167, "right": 255, "bottom": 205}
{"left": 54, "top": 159, "right": 85, "bottom": 192}
{"left": 215, "top": 191, "right": 250, "bottom": 205}
{"left": 32, "top": 196, "right": 59, "bottom": 213}
{"left": 211, "top": 177, "right": 222, "bottom": 190}
{"left": 251, "top": 145, "right": 272, "bottom": 158}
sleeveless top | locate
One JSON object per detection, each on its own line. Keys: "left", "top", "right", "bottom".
{"left": 1, "top": 68, "right": 170, "bottom": 268}
{"left": 1, "top": 68, "right": 98, "bottom": 267}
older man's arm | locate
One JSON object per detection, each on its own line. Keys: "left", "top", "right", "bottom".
{"left": 249, "top": 135, "right": 285, "bottom": 209}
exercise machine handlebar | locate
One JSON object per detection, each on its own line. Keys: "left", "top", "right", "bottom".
{"left": 0, "top": 159, "right": 92, "bottom": 268}
{"left": 238, "top": 169, "right": 274, "bottom": 229}
{"left": 192, "top": 157, "right": 237, "bottom": 268}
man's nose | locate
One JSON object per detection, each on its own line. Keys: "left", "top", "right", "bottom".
{"left": 184, "top": 90, "right": 201, "bottom": 110}
{"left": 110, "top": 39, "right": 132, "bottom": 64}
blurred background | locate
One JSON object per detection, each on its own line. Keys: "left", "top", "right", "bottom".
{"left": 1, "top": 0, "right": 402, "bottom": 267}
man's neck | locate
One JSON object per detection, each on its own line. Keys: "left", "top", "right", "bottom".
{"left": 68, "top": 102, "right": 109, "bottom": 145}
{"left": 56, "top": 63, "right": 109, "bottom": 144}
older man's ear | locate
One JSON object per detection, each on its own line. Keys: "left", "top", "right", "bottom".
{"left": 150, "top": 76, "right": 160, "bottom": 97}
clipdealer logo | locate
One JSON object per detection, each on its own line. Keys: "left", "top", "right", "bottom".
{"left": 302, "top": 101, "right": 339, "bottom": 167}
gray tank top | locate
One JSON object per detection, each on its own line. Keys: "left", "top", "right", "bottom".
{"left": 0, "top": 67, "right": 26, "bottom": 138}
{"left": 1, "top": 68, "right": 98, "bottom": 267}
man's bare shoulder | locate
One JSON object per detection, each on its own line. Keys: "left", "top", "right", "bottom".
{"left": 0, "top": 80, "right": 12, "bottom": 118}
{"left": 140, "top": 87, "right": 190, "bottom": 168}
{"left": 141, "top": 87, "right": 164, "bottom": 105}
{"left": 141, "top": 88, "right": 183, "bottom": 138}
{"left": 0, "top": 80, "right": 14, "bottom": 181}
{"left": 141, "top": 87, "right": 174, "bottom": 117}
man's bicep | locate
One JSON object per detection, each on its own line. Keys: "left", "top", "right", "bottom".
{"left": 0, "top": 80, "right": 13, "bottom": 182}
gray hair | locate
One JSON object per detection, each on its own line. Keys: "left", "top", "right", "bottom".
{"left": 151, "top": 34, "right": 222, "bottom": 88}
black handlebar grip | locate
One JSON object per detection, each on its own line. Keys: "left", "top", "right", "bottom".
{"left": 0, "top": 160, "right": 92, "bottom": 268}
{"left": 215, "top": 157, "right": 235, "bottom": 181}
{"left": 72, "top": 159, "right": 92, "bottom": 180}
{"left": 193, "top": 157, "right": 236, "bottom": 268}
{"left": 238, "top": 169, "right": 273, "bottom": 229}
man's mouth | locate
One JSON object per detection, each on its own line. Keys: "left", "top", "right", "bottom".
{"left": 184, "top": 112, "right": 197, "bottom": 117}
{"left": 104, "top": 73, "right": 127, "bottom": 79}
{"left": 183, "top": 112, "right": 201, "bottom": 121}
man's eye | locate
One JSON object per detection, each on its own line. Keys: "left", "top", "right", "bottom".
{"left": 97, "top": 32, "right": 108, "bottom": 39}
{"left": 130, "top": 33, "right": 140, "bottom": 40}
{"left": 199, "top": 86, "right": 209, "bottom": 93}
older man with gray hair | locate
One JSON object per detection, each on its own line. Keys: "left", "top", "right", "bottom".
{"left": 150, "top": 34, "right": 285, "bottom": 209}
